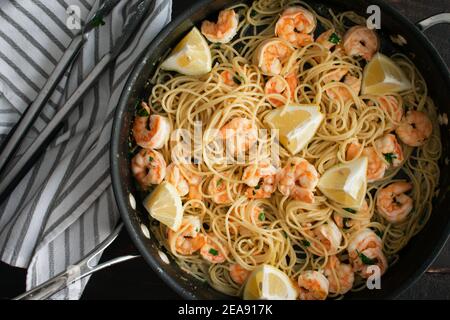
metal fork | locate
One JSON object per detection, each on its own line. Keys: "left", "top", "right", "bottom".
{"left": 14, "top": 223, "right": 140, "bottom": 300}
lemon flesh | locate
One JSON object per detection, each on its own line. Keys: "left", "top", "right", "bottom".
{"left": 265, "top": 105, "right": 324, "bottom": 155}
{"left": 317, "top": 157, "right": 368, "bottom": 209}
{"left": 143, "top": 182, "right": 183, "bottom": 231}
{"left": 243, "top": 265, "right": 297, "bottom": 300}
{"left": 160, "top": 27, "right": 212, "bottom": 76}
{"left": 362, "top": 53, "right": 412, "bottom": 95}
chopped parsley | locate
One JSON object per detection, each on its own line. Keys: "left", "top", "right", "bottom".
{"left": 356, "top": 250, "right": 377, "bottom": 265}
{"left": 136, "top": 105, "right": 149, "bottom": 117}
{"left": 91, "top": 14, "right": 105, "bottom": 27}
{"left": 254, "top": 183, "right": 261, "bottom": 190}
{"left": 375, "top": 230, "right": 384, "bottom": 238}
{"left": 384, "top": 153, "right": 397, "bottom": 165}
{"left": 217, "top": 179, "right": 223, "bottom": 187}
{"left": 344, "top": 208, "right": 357, "bottom": 214}
{"left": 328, "top": 32, "right": 341, "bottom": 44}
{"left": 232, "top": 75, "right": 242, "bottom": 85}
{"left": 209, "top": 248, "right": 219, "bottom": 256}
{"left": 258, "top": 212, "right": 265, "bottom": 221}
{"left": 148, "top": 156, "right": 154, "bottom": 162}
{"left": 301, "top": 239, "right": 311, "bottom": 247}
{"left": 250, "top": 10, "right": 257, "bottom": 17}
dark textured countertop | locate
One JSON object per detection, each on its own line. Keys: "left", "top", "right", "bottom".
{"left": 0, "top": 0, "right": 449, "bottom": 300}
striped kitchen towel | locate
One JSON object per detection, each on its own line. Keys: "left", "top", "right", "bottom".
{"left": 0, "top": 0, "right": 172, "bottom": 299}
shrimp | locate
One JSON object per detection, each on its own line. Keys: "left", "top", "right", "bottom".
{"left": 351, "top": 247, "right": 387, "bottom": 278}
{"left": 265, "top": 71, "right": 298, "bottom": 107}
{"left": 253, "top": 38, "right": 294, "bottom": 75}
{"left": 343, "top": 26, "right": 379, "bottom": 61}
{"left": 334, "top": 200, "right": 370, "bottom": 231}
{"left": 220, "top": 118, "right": 258, "bottom": 156}
{"left": 363, "top": 147, "right": 386, "bottom": 182}
{"left": 296, "top": 271, "right": 329, "bottom": 300}
{"left": 346, "top": 142, "right": 363, "bottom": 161}
{"left": 346, "top": 143, "right": 386, "bottom": 182}
{"left": 378, "top": 96, "right": 404, "bottom": 126}
{"left": 396, "top": 110, "right": 433, "bottom": 147}
{"left": 309, "top": 220, "right": 343, "bottom": 255}
{"left": 374, "top": 134, "right": 404, "bottom": 167}
{"left": 167, "top": 216, "right": 206, "bottom": 255}
{"left": 243, "top": 161, "right": 278, "bottom": 199}
{"left": 185, "top": 169, "right": 203, "bottom": 202}
{"left": 132, "top": 102, "right": 171, "bottom": 149}
{"left": 229, "top": 263, "right": 250, "bottom": 285}
{"left": 200, "top": 234, "right": 229, "bottom": 263}
{"left": 324, "top": 256, "right": 355, "bottom": 294}
{"left": 165, "top": 163, "right": 189, "bottom": 196}
{"left": 316, "top": 29, "right": 341, "bottom": 50}
{"left": 131, "top": 149, "right": 167, "bottom": 188}
{"left": 348, "top": 228, "right": 387, "bottom": 278}
{"left": 348, "top": 228, "right": 383, "bottom": 253}
{"left": 323, "top": 68, "right": 349, "bottom": 84}
{"left": 326, "top": 74, "right": 361, "bottom": 101}
{"left": 220, "top": 70, "right": 239, "bottom": 87}
{"left": 201, "top": 9, "right": 239, "bottom": 43}
{"left": 208, "top": 174, "right": 233, "bottom": 204}
{"left": 166, "top": 164, "right": 203, "bottom": 201}
{"left": 277, "top": 157, "right": 319, "bottom": 203}
{"left": 376, "top": 181, "right": 413, "bottom": 223}
{"left": 275, "top": 7, "right": 316, "bottom": 48}
{"left": 323, "top": 68, "right": 361, "bottom": 101}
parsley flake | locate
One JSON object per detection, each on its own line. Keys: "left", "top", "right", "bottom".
{"left": 328, "top": 32, "right": 341, "bottom": 44}
{"left": 258, "top": 212, "right": 265, "bottom": 221}
{"left": 137, "top": 105, "right": 149, "bottom": 117}
{"left": 91, "top": 15, "right": 105, "bottom": 27}
{"left": 384, "top": 153, "right": 397, "bottom": 165}
{"left": 209, "top": 248, "right": 219, "bottom": 256}
{"left": 357, "top": 250, "right": 377, "bottom": 265}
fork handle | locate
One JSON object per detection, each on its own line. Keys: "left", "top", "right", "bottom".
{"left": 14, "top": 255, "right": 139, "bottom": 300}
{"left": 0, "top": 35, "right": 86, "bottom": 175}
{"left": 0, "top": 53, "right": 112, "bottom": 203}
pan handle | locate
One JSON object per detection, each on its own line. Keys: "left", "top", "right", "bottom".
{"left": 417, "top": 13, "right": 450, "bottom": 31}
{"left": 13, "top": 223, "right": 140, "bottom": 300}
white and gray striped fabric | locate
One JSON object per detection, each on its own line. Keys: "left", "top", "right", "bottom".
{"left": 0, "top": 0, "right": 172, "bottom": 299}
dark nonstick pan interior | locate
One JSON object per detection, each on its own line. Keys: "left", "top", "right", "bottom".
{"left": 111, "top": 0, "right": 450, "bottom": 299}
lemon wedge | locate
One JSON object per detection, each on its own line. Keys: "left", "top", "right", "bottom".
{"left": 317, "top": 157, "right": 368, "bottom": 209}
{"left": 160, "top": 27, "right": 212, "bottom": 76}
{"left": 143, "top": 182, "right": 183, "bottom": 231}
{"left": 362, "top": 53, "right": 412, "bottom": 95}
{"left": 265, "top": 105, "right": 324, "bottom": 155}
{"left": 243, "top": 265, "right": 297, "bottom": 300}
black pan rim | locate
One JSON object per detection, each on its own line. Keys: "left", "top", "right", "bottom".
{"left": 111, "top": 0, "right": 450, "bottom": 300}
